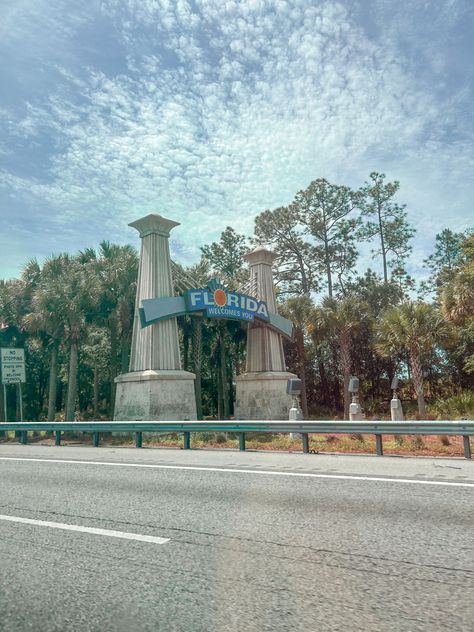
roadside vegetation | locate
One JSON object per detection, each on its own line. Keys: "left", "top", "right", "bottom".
{"left": 1, "top": 172, "right": 473, "bottom": 424}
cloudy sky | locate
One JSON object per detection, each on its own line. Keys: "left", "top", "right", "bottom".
{"left": 0, "top": 0, "right": 472, "bottom": 281}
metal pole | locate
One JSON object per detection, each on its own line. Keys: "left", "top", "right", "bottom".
{"left": 239, "top": 432, "right": 246, "bottom": 451}
{"left": 3, "top": 384, "right": 7, "bottom": 422}
{"left": 302, "top": 433, "right": 309, "bottom": 453}
{"left": 18, "top": 383, "right": 24, "bottom": 422}
{"left": 463, "top": 436, "right": 471, "bottom": 460}
{"left": 135, "top": 431, "right": 143, "bottom": 448}
{"left": 183, "top": 431, "right": 190, "bottom": 450}
{"left": 375, "top": 434, "right": 383, "bottom": 456}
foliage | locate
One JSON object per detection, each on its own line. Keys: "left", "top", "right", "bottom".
{"left": 0, "top": 171, "right": 472, "bottom": 423}
{"left": 430, "top": 391, "right": 474, "bottom": 420}
{"left": 359, "top": 172, "right": 415, "bottom": 283}
{"left": 254, "top": 205, "right": 319, "bottom": 295}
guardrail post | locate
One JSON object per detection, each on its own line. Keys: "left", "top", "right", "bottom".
{"left": 239, "top": 432, "right": 246, "bottom": 451}
{"left": 183, "top": 431, "right": 190, "bottom": 450}
{"left": 20, "top": 431, "right": 28, "bottom": 445}
{"left": 302, "top": 433, "right": 309, "bottom": 453}
{"left": 135, "top": 432, "right": 143, "bottom": 448}
{"left": 375, "top": 434, "right": 383, "bottom": 456}
{"left": 55, "top": 431, "right": 61, "bottom": 446}
{"left": 463, "top": 436, "right": 471, "bottom": 460}
{"left": 92, "top": 432, "right": 100, "bottom": 448}
{"left": 0, "top": 430, "right": 5, "bottom": 440}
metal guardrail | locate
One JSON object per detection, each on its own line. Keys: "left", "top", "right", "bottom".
{"left": 0, "top": 420, "right": 473, "bottom": 458}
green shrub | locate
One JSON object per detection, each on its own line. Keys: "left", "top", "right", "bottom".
{"left": 430, "top": 391, "right": 474, "bottom": 419}
{"left": 215, "top": 433, "right": 227, "bottom": 444}
{"left": 412, "top": 436, "right": 424, "bottom": 450}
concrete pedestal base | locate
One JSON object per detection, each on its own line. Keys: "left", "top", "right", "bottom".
{"left": 234, "top": 371, "right": 297, "bottom": 420}
{"left": 114, "top": 370, "right": 197, "bottom": 420}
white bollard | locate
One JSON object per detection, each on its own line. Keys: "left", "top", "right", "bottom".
{"left": 349, "top": 401, "right": 364, "bottom": 421}
{"left": 289, "top": 396, "right": 303, "bottom": 437}
{"left": 390, "top": 397, "right": 404, "bottom": 421}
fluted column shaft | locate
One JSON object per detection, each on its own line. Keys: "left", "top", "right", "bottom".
{"left": 129, "top": 214, "right": 181, "bottom": 371}
{"left": 245, "top": 248, "right": 286, "bottom": 373}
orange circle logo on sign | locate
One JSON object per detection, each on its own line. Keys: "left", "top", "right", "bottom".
{"left": 214, "top": 288, "right": 227, "bottom": 307}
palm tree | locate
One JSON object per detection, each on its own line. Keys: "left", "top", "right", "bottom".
{"left": 23, "top": 256, "right": 66, "bottom": 420}
{"left": 310, "top": 296, "right": 367, "bottom": 419}
{"left": 40, "top": 254, "right": 99, "bottom": 421}
{"left": 79, "top": 242, "right": 138, "bottom": 415}
{"left": 376, "top": 302, "right": 454, "bottom": 417}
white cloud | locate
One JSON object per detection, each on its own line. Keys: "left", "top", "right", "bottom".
{"left": 0, "top": 0, "right": 472, "bottom": 279}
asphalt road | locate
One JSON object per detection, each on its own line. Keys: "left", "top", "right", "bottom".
{"left": 0, "top": 445, "right": 473, "bottom": 632}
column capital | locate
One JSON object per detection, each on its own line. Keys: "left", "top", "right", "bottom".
{"left": 244, "top": 246, "right": 277, "bottom": 266}
{"left": 129, "top": 213, "right": 180, "bottom": 238}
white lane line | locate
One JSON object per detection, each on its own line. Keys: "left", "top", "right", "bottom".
{"left": 0, "top": 456, "right": 473, "bottom": 488}
{"left": 0, "top": 514, "right": 170, "bottom": 544}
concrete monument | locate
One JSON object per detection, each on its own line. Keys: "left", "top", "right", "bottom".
{"left": 114, "top": 214, "right": 197, "bottom": 420}
{"left": 234, "top": 246, "right": 296, "bottom": 419}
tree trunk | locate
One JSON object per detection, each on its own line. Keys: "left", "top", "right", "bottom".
{"left": 47, "top": 340, "right": 59, "bottom": 422}
{"left": 340, "top": 332, "right": 351, "bottom": 420}
{"left": 65, "top": 340, "right": 78, "bottom": 422}
{"left": 377, "top": 201, "right": 388, "bottom": 283}
{"left": 409, "top": 350, "right": 426, "bottom": 418}
{"left": 183, "top": 325, "right": 190, "bottom": 372}
{"left": 296, "top": 327, "right": 308, "bottom": 417}
{"left": 317, "top": 358, "right": 330, "bottom": 407}
{"left": 192, "top": 319, "right": 203, "bottom": 420}
{"left": 93, "top": 363, "right": 99, "bottom": 419}
{"left": 120, "top": 331, "right": 131, "bottom": 373}
{"left": 219, "top": 324, "right": 229, "bottom": 419}
{"left": 109, "top": 321, "right": 118, "bottom": 417}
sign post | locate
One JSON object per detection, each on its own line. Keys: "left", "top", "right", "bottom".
{"left": 1, "top": 348, "right": 26, "bottom": 422}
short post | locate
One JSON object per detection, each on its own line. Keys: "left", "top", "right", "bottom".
{"left": 183, "top": 431, "right": 190, "bottom": 450}
{"left": 302, "top": 433, "right": 309, "bottom": 453}
{"left": 375, "top": 434, "right": 383, "bottom": 456}
{"left": 135, "top": 431, "right": 143, "bottom": 448}
{"left": 463, "top": 436, "right": 471, "bottom": 460}
{"left": 239, "top": 432, "right": 246, "bottom": 451}
{"left": 390, "top": 376, "right": 404, "bottom": 421}
{"left": 92, "top": 432, "right": 100, "bottom": 447}
{"left": 287, "top": 378, "right": 303, "bottom": 439}
{"left": 55, "top": 431, "right": 61, "bottom": 446}
{"left": 20, "top": 430, "right": 27, "bottom": 445}
{"left": 349, "top": 376, "right": 363, "bottom": 421}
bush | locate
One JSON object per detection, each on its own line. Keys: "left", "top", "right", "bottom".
{"left": 412, "top": 436, "right": 424, "bottom": 450}
{"left": 439, "top": 435, "right": 451, "bottom": 446}
{"left": 430, "top": 391, "right": 474, "bottom": 419}
{"left": 215, "top": 433, "right": 227, "bottom": 444}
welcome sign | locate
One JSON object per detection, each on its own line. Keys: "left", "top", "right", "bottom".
{"left": 140, "top": 279, "right": 293, "bottom": 338}
{"left": 184, "top": 280, "right": 269, "bottom": 323}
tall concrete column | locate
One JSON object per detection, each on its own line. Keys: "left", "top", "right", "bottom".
{"left": 235, "top": 246, "right": 296, "bottom": 420}
{"left": 114, "top": 214, "right": 196, "bottom": 421}
{"left": 245, "top": 248, "right": 286, "bottom": 373}
{"left": 128, "top": 215, "right": 181, "bottom": 372}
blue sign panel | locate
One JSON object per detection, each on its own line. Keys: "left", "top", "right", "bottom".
{"left": 184, "top": 281, "right": 269, "bottom": 323}
{"left": 139, "top": 279, "right": 293, "bottom": 339}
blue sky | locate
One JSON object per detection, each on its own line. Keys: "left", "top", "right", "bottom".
{"left": 0, "top": 0, "right": 473, "bottom": 281}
